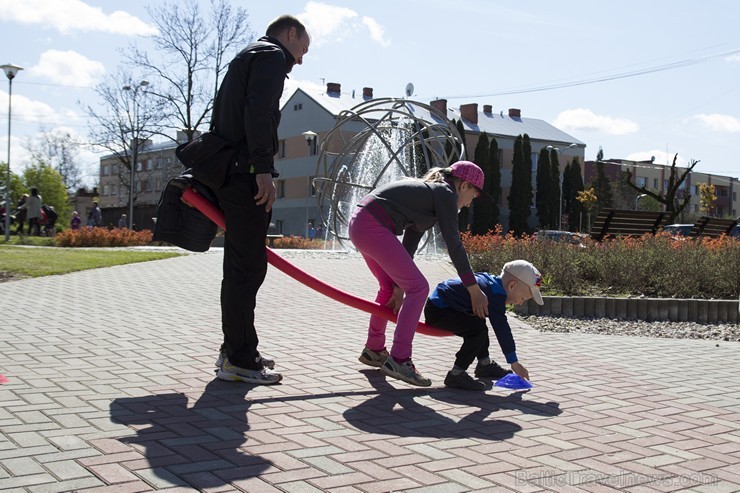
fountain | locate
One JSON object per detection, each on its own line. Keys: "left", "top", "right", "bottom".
{"left": 313, "top": 97, "right": 465, "bottom": 251}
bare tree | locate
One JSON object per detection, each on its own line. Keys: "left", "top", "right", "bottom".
{"left": 80, "top": 70, "right": 167, "bottom": 205}
{"left": 25, "top": 126, "right": 83, "bottom": 192}
{"left": 123, "top": 0, "right": 253, "bottom": 142}
{"left": 624, "top": 153, "right": 699, "bottom": 223}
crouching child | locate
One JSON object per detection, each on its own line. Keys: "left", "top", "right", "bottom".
{"left": 424, "top": 260, "right": 544, "bottom": 391}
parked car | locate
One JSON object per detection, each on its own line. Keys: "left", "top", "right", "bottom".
{"left": 661, "top": 224, "right": 693, "bottom": 236}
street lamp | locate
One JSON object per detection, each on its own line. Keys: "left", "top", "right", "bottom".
{"left": 546, "top": 143, "right": 577, "bottom": 230}
{"left": 635, "top": 193, "right": 647, "bottom": 210}
{"left": 1, "top": 64, "right": 22, "bottom": 241}
{"left": 302, "top": 131, "right": 318, "bottom": 236}
{"left": 122, "top": 80, "right": 149, "bottom": 230}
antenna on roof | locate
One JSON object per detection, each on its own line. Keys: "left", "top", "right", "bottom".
{"left": 405, "top": 82, "right": 414, "bottom": 98}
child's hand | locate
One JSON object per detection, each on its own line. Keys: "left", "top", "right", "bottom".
{"left": 511, "top": 362, "right": 529, "bottom": 381}
{"left": 467, "top": 286, "right": 489, "bottom": 318}
{"left": 385, "top": 286, "right": 404, "bottom": 314}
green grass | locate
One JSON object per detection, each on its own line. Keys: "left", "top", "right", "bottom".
{"left": 0, "top": 245, "right": 184, "bottom": 279}
{"left": 1, "top": 235, "right": 56, "bottom": 246}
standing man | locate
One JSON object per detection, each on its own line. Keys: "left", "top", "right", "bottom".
{"left": 212, "top": 15, "right": 310, "bottom": 384}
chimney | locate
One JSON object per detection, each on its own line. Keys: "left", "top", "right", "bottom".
{"left": 362, "top": 87, "right": 373, "bottom": 99}
{"left": 327, "top": 82, "right": 341, "bottom": 95}
{"left": 460, "top": 103, "right": 478, "bottom": 124}
{"left": 483, "top": 105, "right": 492, "bottom": 114}
{"left": 508, "top": 108, "right": 521, "bottom": 118}
{"left": 430, "top": 99, "right": 447, "bottom": 117}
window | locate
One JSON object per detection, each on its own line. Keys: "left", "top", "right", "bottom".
{"left": 309, "top": 176, "right": 317, "bottom": 197}
{"left": 279, "top": 140, "right": 286, "bottom": 159}
{"left": 136, "top": 161, "right": 143, "bottom": 172}
{"left": 718, "top": 188, "right": 728, "bottom": 197}
{"left": 653, "top": 178, "right": 658, "bottom": 188}
{"left": 111, "top": 184, "right": 117, "bottom": 195}
{"left": 275, "top": 220, "right": 284, "bottom": 234}
{"left": 636, "top": 176, "right": 647, "bottom": 187}
{"left": 155, "top": 157, "right": 162, "bottom": 169}
{"left": 102, "top": 164, "right": 109, "bottom": 176}
{"left": 293, "top": 103, "right": 303, "bottom": 111}
{"left": 147, "top": 159, "right": 153, "bottom": 170}
{"left": 136, "top": 181, "right": 142, "bottom": 192}
{"left": 309, "top": 137, "right": 318, "bottom": 156}
{"left": 103, "top": 185, "right": 109, "bottom": 195}
{"left": 694, "top": 185, "right": 700, "bottom": 195}
{"left": 276, "top": 180, "right": 285, "bottom": 199}
{"left": 733, "top": 192, "right": 737, "bottom": 201}
{"left": 663, "top": 179, "right": 669, "bottom": 190}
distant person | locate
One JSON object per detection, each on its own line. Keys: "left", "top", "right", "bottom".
{"left": 316, "top": 224, "right": 325, "bottom": 239}
{"left": 211, "top": 14, "right": 311, "bottom": 385}
{"left": 15, "top": 193, "right": 28, "bottom": 234}
{"left": 307, "top": 223, "right": 316, "bottom": 239}
{"left": 41, "top": 204, "right": 58, "bottom": 236}
{"left": 88, "top": 201, "right": 102, "bottom": 228}
{"left": 424, "top": 260, "right": 544, "bottom": 391}
{"left": 118, "top": 214, "right": 128, "bottom": 229}
{"left": 70, "top": 211, "right": 82, "bottom": 230}
{"left": 18, "top": 188, "right": 42, "bottom": 236}
{"left": 350, "top": 161, "right": 488, "bottom": 387}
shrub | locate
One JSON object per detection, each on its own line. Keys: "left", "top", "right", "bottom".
{"left": 271, "top": 235, "right": 325, "bottom": 250}
{"left": 464, "top": 229, "right": 740, "bottom": 299}
{"left": 55, "top": 227, "right": 154, "bottom": 247}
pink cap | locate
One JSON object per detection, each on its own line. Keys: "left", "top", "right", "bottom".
{"left": 450, "top": 161, "right": 484, "bottom": 190}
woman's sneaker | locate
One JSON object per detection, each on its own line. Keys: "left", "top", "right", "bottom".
{"left": 358, "top": 347, "right": 389, "bottom": 367}
{"left": 380, "top": 357, "right": 431, "bottom": 387}
{"left": 474, "top": 361, "right": 512, "bottom": 379}
{"left": 216, "top": 350, "right": 275, "bottom": 369}
{"left": 217, "top": 358, "right": 282, "bottom": 385}
{"left": 444, "top": 371, "right": 485, "bottom": 391}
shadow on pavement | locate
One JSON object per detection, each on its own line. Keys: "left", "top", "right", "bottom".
{"left": 109, "top": 379, "right": 272, "bottom": 490}
{"left": 342, "top": 370, "right": 561, "bottom": 439}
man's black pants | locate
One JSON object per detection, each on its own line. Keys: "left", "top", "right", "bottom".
{"left": 216, "top": 173, "right": 271, "bottom": 370}
{"left": 423, "top": 300, "right": 490, "bottom": 371}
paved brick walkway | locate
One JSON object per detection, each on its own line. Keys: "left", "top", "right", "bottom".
{"left": 0, "top": 249, "right": 738, "bottom": 492}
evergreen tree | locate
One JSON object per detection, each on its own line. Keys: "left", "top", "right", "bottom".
{"left": 549, "top": 148, "right": 561, "bottom": 228}
{"left": 471, "top": 132, "right": 490, "bottom": 235}
{"left": 594, "top": 160, "right": 613, "bottom": 214}
{"left": 488, "top": 136, "right": 501, "bottom": 228}
{"left": 535, "top": 148, "right": 552, "bottom": 229}
{"left": 562, "top": 162, "right": 572, "bottom": 230}
{"left": 507, "top": 135, "right": 530, "bottom": 235}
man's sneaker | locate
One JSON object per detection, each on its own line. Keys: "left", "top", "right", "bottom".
{"left": 474, "top": 361, "right": 512, "bottom": 379}
{"left": 358, "top": 347, "right": 389, "bottom": 368}
{"left": 380, "top": 357, "right": 431, "bottom": 387}
{"left": 444, "top": 371, "right": 486, "bottom": 391}
{"left": 217, "top": 358, "right": 282, "bottom": 385}
{"left": 216, "top": 350, "right": 275, "bottom": 369}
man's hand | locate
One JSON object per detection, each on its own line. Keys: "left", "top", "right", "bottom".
{"left": 254, "top": 173, "right": 276, "bottom": 212}
{"left": 385, "top": 286, "right": 404, "bottom": 314}
{"left": 511, "top": 361, "right": 529, "bottom": 381}
{"left": 467, "top": 285, "right": 489, "bottom": 318}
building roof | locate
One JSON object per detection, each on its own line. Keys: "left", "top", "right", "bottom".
{"left": 281, "top": 84, "right": 584, "bottom": 146}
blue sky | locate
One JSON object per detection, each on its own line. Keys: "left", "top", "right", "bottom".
{"left": 1, "top": 0, "right": 739, "bottom": 186}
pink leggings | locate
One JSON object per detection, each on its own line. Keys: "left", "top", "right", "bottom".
{"left": 348, "top": 206, "right": 429, "bottom": 361}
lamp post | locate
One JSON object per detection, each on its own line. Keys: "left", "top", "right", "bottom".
{"left": 302, "top": 131, "right": 317, "bottom": 236}
{"left": 122, "top": 80, "right": 149, "bottom": 230}
{"left": 1, "top": 63, "right": 22, "bottom": 241}
{"left": 635, "top": 193, "right": 647, "bottom": 210}
{"left": 546, "top": 143, "right": 577, "bottom": 230}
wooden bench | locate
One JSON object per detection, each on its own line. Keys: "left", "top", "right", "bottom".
{"left": 590, "top": 209, "right": 669, "bottom": 241}
{"left": 688, "top": 216, "right": 738, "bottom": 239}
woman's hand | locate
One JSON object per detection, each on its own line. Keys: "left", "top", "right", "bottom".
{"left": 511, "top": 361, "right": 529, "bottom": 381}
{"left": 467, "top": 285, "right": 488, "bottom": 318}
{"left": 385, "top": 286, "right": 404, "bottom": 314}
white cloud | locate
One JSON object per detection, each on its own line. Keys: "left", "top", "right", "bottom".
{"left": 625, "top": 150, "right": 677, "bottom": 166}
{"left": 299, "top": 1, "right": 390, "bottom": 48}
{"left": 0, "top": 0, "right": 157, "bottom": 36}
{"left": 726, "top": 53, "right": 740, "bottom": 63}
{"left": 362, "top": 17, "right": 391, "bottom": 48}
{"left": 554, "top": 108, "right": 638, "bottom": 135}
{"left": 691, "top": 113, "right": 740, "bottom": 133}
{"left": 28, "top": 50, "right": 106, "bottom": 86}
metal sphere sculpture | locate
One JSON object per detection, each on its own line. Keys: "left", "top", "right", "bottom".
{"left": 314, "top": 97, "right": 465, "bottom": 250}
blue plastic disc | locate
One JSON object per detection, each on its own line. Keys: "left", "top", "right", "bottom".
{"left": 494, "top": 373, "right": 533, "bottom": 390}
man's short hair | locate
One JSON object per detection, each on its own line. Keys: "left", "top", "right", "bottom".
{"left": 266, "top": 15, "right": 307, "bottom": 38}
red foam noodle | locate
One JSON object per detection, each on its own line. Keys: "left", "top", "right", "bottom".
{"left": 181, "top": 186, "right": 451, "bottom": 337}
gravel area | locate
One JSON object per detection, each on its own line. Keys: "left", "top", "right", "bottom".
{"left": 518, "top": 314, "right": 739, "bottom": 342}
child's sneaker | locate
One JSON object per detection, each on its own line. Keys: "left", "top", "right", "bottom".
{"left": 217, "top": 358, "right": 282, "bottom": 385}
{"left": 474, "top": 361, "right": 512, "bottom": 379}
{"left": 358, "top": 347, "right": 389, "bottom": 367}
{"left": 380, "top": 357, "right": 431, "bottom": 387}
{"left": 444, "top": 371, "right": 485, "bottom": 391}
{"left": 216, "top": 350, "right": 275, "bottom": 369}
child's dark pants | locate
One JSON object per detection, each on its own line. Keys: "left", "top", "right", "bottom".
{"left": 423, "top": 300, "right": 490, "bottom": 371}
